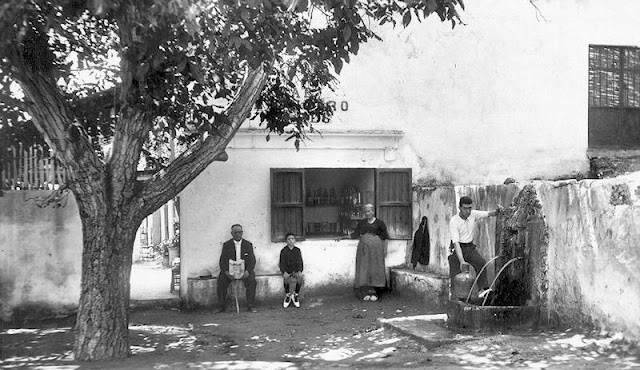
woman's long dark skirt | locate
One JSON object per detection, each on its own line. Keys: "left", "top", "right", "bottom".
{"left": 354, "top": 233, "right": 386, "bottom": 288}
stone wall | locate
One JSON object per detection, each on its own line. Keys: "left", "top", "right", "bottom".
{"left": 537, "top": 173, "right": 640, "bottom": 339}
{"left": 588, "top": 150, "right": 640, "bottom": 179}
{"left": 412, "top": 186, "right": 456, "bottom": 276}
{"left": 0, "top": 190, "right": 82, "bottom": 322}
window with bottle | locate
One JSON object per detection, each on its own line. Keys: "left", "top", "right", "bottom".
{"left": 270, "top": 168, "right": 412, "bottom": 241}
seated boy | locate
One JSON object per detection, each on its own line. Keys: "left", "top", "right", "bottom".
{"left": 279, "top": 232, "right": 304, "bottom": 308}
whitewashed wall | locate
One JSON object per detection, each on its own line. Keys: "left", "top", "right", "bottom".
{"left": 538, "top": 173, "right": 640, "bottom": 339}
{"left": 245, "top": 0, "right": 640, "bottom": 185}
{"left": 0, "top": 191, "right": 82, "bottom": 321}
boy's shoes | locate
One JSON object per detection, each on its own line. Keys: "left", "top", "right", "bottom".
{"left": 292, "top": 293, "right": 300, "bottom": 308}
{"left": 247, "top": 306, "right": 258, "bottom": 313}
{"left": 370, "top": 295, "right": 378, "bottom": 302}
{"left": 283, "top": 293, "right": 292, "bottom": 308}
{"left": 362, "top": 295, "right": 371, "bottom": 301}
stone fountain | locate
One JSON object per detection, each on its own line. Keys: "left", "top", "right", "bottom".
{"left": 447, "top": 185, "right": 548, "bottom": 331}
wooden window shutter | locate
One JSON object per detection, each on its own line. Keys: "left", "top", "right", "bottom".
{"left": 271, "top": 169, "right": 304, "bottom": 242}
{"left": 376, "top": 168, "right": 412, "bottom": 239}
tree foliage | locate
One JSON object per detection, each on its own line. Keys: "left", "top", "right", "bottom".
{"left": 1, "top": 0, "right": 463, "bottom": 160}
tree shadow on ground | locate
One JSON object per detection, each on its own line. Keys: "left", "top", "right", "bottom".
{"left": 2, "top": 296, "right": 640, "bottom": 369}
{"left": 430, "top": 330, "right": 640, "bottom": 369}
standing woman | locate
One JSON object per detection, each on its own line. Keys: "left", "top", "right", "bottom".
{"left": 350, "top": 203, "right": 389, "bottom": 301}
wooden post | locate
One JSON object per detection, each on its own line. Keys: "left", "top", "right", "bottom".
{"left": 55, "top": 157, "right": 64, "bottom": 188}
{"left": 19, "top": 143, "right": 24, "bottom": 188}
{"left": 11, "top": 146, "right": 17, "bottom": 189}
{"left": 233, "top": 280, "right": 240, "bottom": 313}
{"left": 29, "top": 145, "right": 35, "bottom": 189}
{"left": 38, "top": 146, "right": 44, "bottom": 189}
{"left": 1, "top": 152, "right": 6, "bottom": 190}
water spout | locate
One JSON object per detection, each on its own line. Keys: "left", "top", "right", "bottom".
{"left": 482, "top": 256, "right": 524, "bottom": 306}
{"left": 465, "top": 255, "right": 501, "bottom": 303}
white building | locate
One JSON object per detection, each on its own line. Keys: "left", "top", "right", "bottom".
{"left": 180, "top": 0, "right": 640, "bottom": 299}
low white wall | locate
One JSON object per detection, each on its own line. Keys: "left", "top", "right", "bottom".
{"left": 417, "top": 173, "right": 640, "bottom": 340}
{"left": 537, "top": 173, "right": 640, "bottom": 339}
{"left": 0, "top": 191, "right": 82, "bottom": 321}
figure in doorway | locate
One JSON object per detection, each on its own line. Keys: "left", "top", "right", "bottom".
{"left": 448, "top": 196, "right": 502, "bottom": 298}
{"left": 215, "top": 224, "right": 258, "bottom": 313}
{"left": 279, "top": 232, "right": 304, "bottom": 308}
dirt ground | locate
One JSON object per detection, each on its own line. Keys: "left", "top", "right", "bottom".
{"left": 2, "top": 293, "right": 640, "bottom": 369}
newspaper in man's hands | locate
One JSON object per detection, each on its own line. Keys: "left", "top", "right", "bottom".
{"left": 229, "top": 259, "right": 245, "bottom": 279}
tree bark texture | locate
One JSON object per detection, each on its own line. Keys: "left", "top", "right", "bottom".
{"left": 73, "top": 207, "right": 137, "bottom": 360}
{"left": 71, "top": 111, "right": 146, "bottom": 360}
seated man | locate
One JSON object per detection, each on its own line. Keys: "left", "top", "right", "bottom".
{"left": 215, "top": 224, "right": 258, "bottom": 313}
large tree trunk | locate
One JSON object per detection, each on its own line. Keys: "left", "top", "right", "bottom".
{"left": 73, "top": 198, "right": 139, "bottom": 360}
{"left": 71, "top": 108, "right": 147, "bottom": 360}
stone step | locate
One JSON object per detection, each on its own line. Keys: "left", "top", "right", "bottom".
{"left": 377, "top": 314, "right": 474, "bottom": 349}
{"left": 390, "top": 268, "right": 450, "bottom": 311}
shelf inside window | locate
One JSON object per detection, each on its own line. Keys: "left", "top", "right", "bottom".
{"left": 305, "top": 232, "right": 346, "bottom": 239}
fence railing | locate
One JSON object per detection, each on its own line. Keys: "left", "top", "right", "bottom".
{"left": 1, "top": 144, "right": 66, "bottom": 190}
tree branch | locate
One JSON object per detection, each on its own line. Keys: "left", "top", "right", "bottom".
{"left": 135, "top": 63, "right": 271, "bottom": 216}
{"left": 108, "top": 107, "right": 151, "bottom": 209}
{"left": 529, "top": 0, "right": 548, "bottom": 22}
{"left": 15, "top": 65, "right": 104, "bottom": 200}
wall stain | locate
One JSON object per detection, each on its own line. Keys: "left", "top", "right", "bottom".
{"left": 610, "top": 184, "right": 632, "bottom": 206}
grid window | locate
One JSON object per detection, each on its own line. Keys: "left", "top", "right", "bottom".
{"left": 589, "top": 45, "right": 640, "bottom": 108}
{"left": 588, "top": 44, "right": 640, "bottom": 149}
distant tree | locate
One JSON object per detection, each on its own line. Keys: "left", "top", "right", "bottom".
{"left": 0, "top": 0, "right": 463, "bottom": 361}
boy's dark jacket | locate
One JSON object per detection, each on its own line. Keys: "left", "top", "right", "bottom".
{"left": 279, "top": 246, "right": 304, "bottom": 273}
